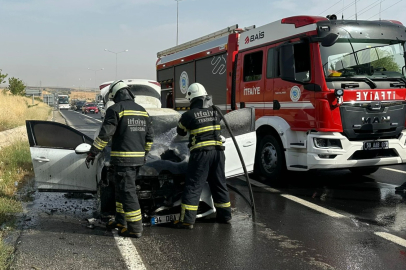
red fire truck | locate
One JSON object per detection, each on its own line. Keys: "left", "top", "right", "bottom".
{"left": 156, "top": 15, "right": 406, "bottom": 179}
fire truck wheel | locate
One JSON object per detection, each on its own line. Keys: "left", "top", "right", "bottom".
{"left": 349, "top": 166, "right": 379, "bottom": 175}
{"left": 256, "top": 135, "right": 286, "bottom": 180}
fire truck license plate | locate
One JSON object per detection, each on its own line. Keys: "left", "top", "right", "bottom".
{"left": 363, "top": 141, "right": 389, "bottom": 150}
{"left": 151, "top": 213, "right": 180, "bottom": 225}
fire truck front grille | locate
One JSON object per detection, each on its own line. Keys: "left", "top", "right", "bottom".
{"left": 348, "top": 149, "right": 398, "bottom": 160}
{"left": 340, "top": 102, "right": 406, "bottom": 141}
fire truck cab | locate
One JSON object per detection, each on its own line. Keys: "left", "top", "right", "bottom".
{"left": 157, "top": 15, "right": 406, "bottom": 180}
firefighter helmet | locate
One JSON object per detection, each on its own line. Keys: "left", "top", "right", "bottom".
{"left": 108, "top": 80, "right": 128, "bottom": 99}
{"left": 185, "top": 83, "right": 207, "bottom": 100}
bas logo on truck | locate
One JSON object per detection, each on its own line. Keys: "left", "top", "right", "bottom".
{"left": 245, "top": 31, "right": 265, "bottom": 44}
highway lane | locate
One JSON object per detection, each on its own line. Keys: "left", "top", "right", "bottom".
{"left": 13, "top": 109, "right": 406, "bottom": 269}
{"left": 63, "top": 109, "right": 406, "bottom": 269}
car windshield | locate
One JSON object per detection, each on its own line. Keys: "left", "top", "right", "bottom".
{"left": 86, "top": 103, "right": 95, "bottom": 107}
{"left": 320, "top": 40, "right": 406, "bottom": 80}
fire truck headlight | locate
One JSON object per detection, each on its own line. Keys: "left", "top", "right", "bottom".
{"left": 313, "top": 138, "right": 342, "bottom": 149}
{"left": 334, "top": 89, "right": 344, "bottom": 98}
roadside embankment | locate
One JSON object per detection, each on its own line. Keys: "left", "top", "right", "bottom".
{"left": 0, "top": 93, "right": 51, "bottom": 132}
{"left": 0, "top": 95, "right": 55, "bottom": 269}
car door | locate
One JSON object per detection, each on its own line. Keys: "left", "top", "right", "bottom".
{"left": 26, "top": 120, "right": 99, "bottom": 192}
{"left": 220, "top": 107, "right": 256, "bottom": 178}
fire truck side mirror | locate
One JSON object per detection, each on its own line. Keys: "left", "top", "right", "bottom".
{"left": 321, "top": 33, "right": 339, "bottom": 47}
{"left": 280, "top": 44, "right": 296, "bottom": 82}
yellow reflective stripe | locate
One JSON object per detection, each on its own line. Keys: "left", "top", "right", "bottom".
{"left": 126, "top": 215, "right": 142, "bottom": 222}
{"left": 190, "top": 125, "right": 221, "bottom": 135}
{"left": 125, "top": 210, "right": 141, "bottom": 217}
{"left": 119, "top": 110, "right": 149, "bottom": 118}
{"left": 214, "top": 202, "right": 231, "bottom": 208}
{"left": 93, "top": 137, "right": 108, "bottom": 150}
{"left": 116, "top": 208, "right": 125, "bottom": 214}
{"left": 189, "top": 141, "right": 223, "bottom": 151}
{"left": 178, "top": 122, "right": 188, "bottom": 132}
{"left": 95, "top": 137, "right": 108, "bottom": 146}
{"left": 145, "top": 142, "right": 153, "bottom": 151}
{"left": 116, "top": 202, "right": 123, "bottom": 207}
{"left": 93, "top": 142, "right": 104, "bottom": 150}
{"left": 111, "top": 151, "right": 145, "bottom": 157}
{"left": 181, "top": 203, "right": 198, "bottom": 211}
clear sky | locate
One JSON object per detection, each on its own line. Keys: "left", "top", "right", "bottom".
{"left": 0, "top": 0, "right": 405, "bottom": 88}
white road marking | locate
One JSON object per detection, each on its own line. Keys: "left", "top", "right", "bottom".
{"left": 112, "top": 230, "right": 147, "bottom": 270}
{"left": 281, "top": 194, "right": 346, "bottom": 218}
{"left": 382, "top": 167, "right": 406, "bottom": 174}
{"left": 375, "top": 232, "right": 406, "bottom": 248}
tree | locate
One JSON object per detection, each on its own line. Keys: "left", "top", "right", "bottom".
{"left": 8, "top": 77, "right": 26, "bottom": 96}
{"left": 0, "top": 69, "right": 7, "bottom": 84}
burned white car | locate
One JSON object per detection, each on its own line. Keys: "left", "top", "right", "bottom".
{"left": 26, "top": 108, "right": 256, "bottom": 225}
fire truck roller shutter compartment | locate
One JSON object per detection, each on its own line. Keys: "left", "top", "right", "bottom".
{"left": 157, "top": 67, "right": 173, "bottom": 83}
{"left": 175, "top": 62, "right": 195, "bottom": 108}
{"left": 195, "top": 53, "right": 227, "bottom": 111}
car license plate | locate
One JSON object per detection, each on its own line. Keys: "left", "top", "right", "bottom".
{"left": 363, "top": 141, "right": 389, "bottom": 150}
{"left": 151, "top": 213, "right": 180, "bottom": 225}
{"left": 90, "top": 109, "right": 94, "bottom": 111}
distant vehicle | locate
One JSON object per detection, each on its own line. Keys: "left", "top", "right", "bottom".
{"left": 82, "top": 103, "right": 99, "bottom": 114}
{"left": 74, "top": 101, "right": 85, "bottom": 111}
{"left": 97, "top": 102, "right": 104, "bottom": 110}
{"left": 99, "top": 79, "right": 162, "bottom": 108}
{"left": 99, "top": 78, "right": 163, "bottom": 122}
{"left": 57, "top": 95, "right": 70, "bottom": 110}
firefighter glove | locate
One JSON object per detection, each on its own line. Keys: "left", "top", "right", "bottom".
{"left": 85, "top": 152, "right": 96, "bottom": 168}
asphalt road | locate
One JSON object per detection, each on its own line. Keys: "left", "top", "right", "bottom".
{"left": 11, "top": 109, "right": 406, "bottom": 270}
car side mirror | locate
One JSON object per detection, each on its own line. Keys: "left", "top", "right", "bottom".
{"left": 321, "top": 33, "right": 339, "bottom": 47}
{"left": 75, "top": 143, "right": 91, "bottom": 154}
{"left": 280, "top": 44, "right": 296, "bottom": 82}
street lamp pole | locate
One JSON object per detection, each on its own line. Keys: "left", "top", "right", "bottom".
{"left": 175, "top": 0, "right": 184, "bottom": 46}
{"left": 104, "top": 49, "right": 128, "bottom": 79}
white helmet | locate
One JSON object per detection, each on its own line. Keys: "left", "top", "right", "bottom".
{"left": 108, "top": 80, "right": 128, "bottom": 99}
{"left": 185, "top": 83, "right": 207, "bottom": 100}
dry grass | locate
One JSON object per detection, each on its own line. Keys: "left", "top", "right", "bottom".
{"left": 0, "top": 236, "right": 13, "bottom": 270}
{"left": 0, "top": 140, "right": 32, "bottom": 269}
{"left": 0, "top": 92, "right": 51, "bottom": 131}
{"left": 70, "top": 90, "right": 99, "bottom": 101}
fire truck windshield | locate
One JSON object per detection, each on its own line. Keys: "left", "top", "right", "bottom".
{"left": 320, "top": 40, "right": 405, "bottom": 80}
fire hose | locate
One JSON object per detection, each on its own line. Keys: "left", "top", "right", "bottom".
{"left": 212, "top": 105, "right": 256, "bottom": 221}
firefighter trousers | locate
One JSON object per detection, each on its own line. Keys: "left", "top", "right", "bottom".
{"left": 114, "top": 166, "right": 143, "bottom": 233}
{"left": 180, "top": 149, "right": 231, "bottom": 224}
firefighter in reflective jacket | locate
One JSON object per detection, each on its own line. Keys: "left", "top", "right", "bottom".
{"left": 174, "top": 83, "right": 231, "bottom": 229}
{"left": 86, "top": 80, "right": 153, "bottom": 238}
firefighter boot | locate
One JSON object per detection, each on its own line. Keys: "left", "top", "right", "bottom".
{"left": 106, "top": 220, "right": 125, "bottom": 231}
{"left": 172, "top": 220, "right": 194, "bottom": 229}
{"left": 215, "top": 207, "right": 232, "bottom": 224}
{"left": 118, "top": 220, "right": 143, "bottom": 238}
{"left": 118, "top": 228, "right": 142, "bottom": 238}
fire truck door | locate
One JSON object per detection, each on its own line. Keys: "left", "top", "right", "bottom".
{"left": 239, "top": 49, "right": 265, "bottom": 117}
{"left": 264, "top": 46, "right": 277, "bottom": 116}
